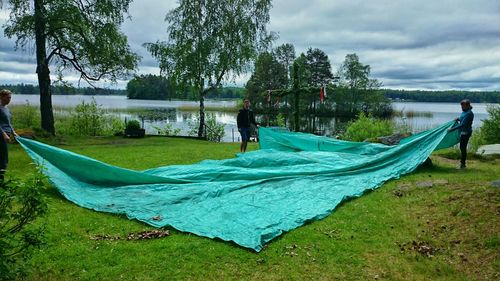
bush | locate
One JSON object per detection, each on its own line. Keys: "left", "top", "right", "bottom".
{"left": 11, "top": 101, "right": 40, "bottom": 129}
{"left": 0, "top": 169, "right": 47, "bottom": 280}
{"left": 481, "top": 105, "right": 500, "bottom": 144}
{"left": 342, "top": 112, "right": 395, "bottom": 142}
{"left": 153, "top": 123, "right": 181, "bottom": 136}
{"left": 68, "top": 98, "right": 105, "bottom": 136}
{"left": 126, "top": 120, "right": 141, "bottom": 130}
{"left": 104, "top": 116, "right": 126, "bottom": 136}
{"left": 187, "top": 113, "right": 225, "bottom": 142}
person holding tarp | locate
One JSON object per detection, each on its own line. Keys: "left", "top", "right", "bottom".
{"left": 237, "top": 99, "right": 258, "bottom": 153}
{"left": 448, "top": 99, "right": 474, "bottom": 169}
{"left": 0, "top": 89, "right": 17, "bottom": 182}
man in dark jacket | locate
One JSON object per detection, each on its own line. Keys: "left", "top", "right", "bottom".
{"left": 237, "top": 99, "right": 258, "bottom": 152}
{"left": 448, "top": 99, "right": 474, "bottom": 169}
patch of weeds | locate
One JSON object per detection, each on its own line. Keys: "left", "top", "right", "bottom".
{"left": 484, "top": 236, "right": 500, "bottom": 249}
{"left": 398, "top": 240, "right": 438, "bottom": 258}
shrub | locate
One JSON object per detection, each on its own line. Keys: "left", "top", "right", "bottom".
{"left": 104, "top": 116, "right": 126, "bottom": 136}
{"left": 69, "top": 98, "right": 105, "bottom": 136}
{"left": 11, "top": 101, "right": 40, "bottom": 129}
{"left": 205, "top": 113, "right": 226, "bottom": 142}
{"left": 126, "top": 120, "right": 141, "bottom": 130}
{"left": 0, "top": 169, "right": 47, "bottom": 280}
{"left": 153, "top": 123, "right": 181, "bottom": 136}
{"left": 187, "top": 113, "right": 225, "bottom": 142}
{"left": 342, "top": 112, "right": 395, "bottom": 142}
{"left": 481, "top": 105, "right": 500, "bottom": 144}
{"left": 468, "top": 105, "right": 500, "bottom": 154}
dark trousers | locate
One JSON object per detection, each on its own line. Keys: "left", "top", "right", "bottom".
{"left": 0, "top": 135, "right": 7, "bottom": 181}
{"left": 459, "top": 133, "right": 471, "bottom": 166}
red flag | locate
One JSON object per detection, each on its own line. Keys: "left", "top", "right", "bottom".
{"left": 319, "top": 87, "right": 324, "bottom": 103}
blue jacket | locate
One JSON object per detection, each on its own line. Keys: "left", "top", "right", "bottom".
{"left": 450, "top": 109, "right": 474, "bottom": 135}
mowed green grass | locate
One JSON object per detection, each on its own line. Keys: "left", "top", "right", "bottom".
{"left": 7, "top": 136, "right": 500, "bottom": 280}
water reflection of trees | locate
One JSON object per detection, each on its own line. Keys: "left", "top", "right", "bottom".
{"left": 138, "top": 108, "right": 178, "bottom": 122}
{"left": 257, "top": 113, "right": 350, "bottom": 137}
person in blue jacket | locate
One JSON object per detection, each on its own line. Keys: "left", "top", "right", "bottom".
{"left": 448, "top": 99, "right": 474, "bottom": 169}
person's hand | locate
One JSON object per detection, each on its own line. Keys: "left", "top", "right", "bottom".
{"left": 447, "top": 128, "right": 452, "bottom": 132}
{"left": 454, "top": 118, "right": 459, "bottom": 122}
{"left": 2, "top": 132, "right": 10, "bottom": 142}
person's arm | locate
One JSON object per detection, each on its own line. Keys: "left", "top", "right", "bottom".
{"left": 236, "top": 112, "right": 242, "bottom": 131}
{"left": 448, "top": 114, "right": 463, "bottom": 132}
{"left": 448, "top": 121, "right": 461, "bottom": 132}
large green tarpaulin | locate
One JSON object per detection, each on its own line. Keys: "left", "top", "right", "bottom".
{"left": 17, "top": 121, "right": 459, "bottom": 251}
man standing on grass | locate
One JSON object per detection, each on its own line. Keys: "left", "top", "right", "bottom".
{"left": 448, "top": 99, "right": 474, "bottom": 169}
{"left": 237, "top": 99, "right": 258, "bottom": 153}
{"left": 0, "top": 89, "right": 17, "bottom": 182}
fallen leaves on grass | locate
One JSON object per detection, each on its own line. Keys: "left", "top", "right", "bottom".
{"left": 398, "top": 240, "right": 438, "bottom": 257}
{"left": 90, "top": 229, "right": 170, "bottom": 241}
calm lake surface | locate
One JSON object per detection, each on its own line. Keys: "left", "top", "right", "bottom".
{"left": 11, "top": 95, "right": 493, "bottom": 142}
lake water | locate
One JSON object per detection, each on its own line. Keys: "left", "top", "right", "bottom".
{"left": 11, "top": 95, "right": 493, "bottom": 142}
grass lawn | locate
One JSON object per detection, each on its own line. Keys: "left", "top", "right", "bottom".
{"left": 7, "top": 136, "right": 500, "bottom": 280}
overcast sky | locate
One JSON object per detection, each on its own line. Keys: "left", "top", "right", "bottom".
{"left": 1, "top": 0, "right": 499, "bottom": 91}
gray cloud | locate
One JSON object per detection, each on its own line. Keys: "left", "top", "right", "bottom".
{"left": 1, "top": 0, "right": 499, "bottom": 90}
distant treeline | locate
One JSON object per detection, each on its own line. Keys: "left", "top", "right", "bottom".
{"left": 0, "top": 84, "right": 126, "bottom": 96}
{"left": 126, "top": 74, "right": 245, "bottom": 100}
{"left": 382, "top": 89, "right": 500, "bottom": 103}
{"left": 4, "top": 83, "right": 498, "bottom": 103}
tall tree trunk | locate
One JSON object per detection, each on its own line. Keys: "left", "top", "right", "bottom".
{"left": 198, "top": 93, "right": 205, "bottom": 138}
{"left": 34, "top": 0, "right": 55, "bottom": 135}
{"left": 292, "top": 62, "right": 300, "bottom": 132}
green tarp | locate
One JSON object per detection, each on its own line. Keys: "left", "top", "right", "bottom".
{"left": 17, "top": 121, "right": 459, "bottom": 251}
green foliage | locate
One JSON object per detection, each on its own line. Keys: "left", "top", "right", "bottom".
{"left": 145, "top": 0, "right": 272, "bottom": 91}
{"left": 205, "top": 87, "right": 247, "bottom": 99}
{"left": 469, "top": 105, "right": 500, "bottom": 153}
{"left": 338, "top": 53, "right": 381, "bottom": 90}
{"left": 481, "top": 105, "right": 500, "bottom": 144}
{"left": 145, "top": 0, "right": 273, "bottom": 136}
{"left": 127, "top": 74, "right": 172, "bottom": 100}
{"left": 0, "top": 169, "right": 47, "bottom": 280}
{"left": 4, "top": 0, "right": 139, "bottom": 84}
{"left": 10, "top": 101, "right": 39, "bottom": 129}
{"left": 0, "top": 84, "right": 127, "bottom": 96}
{"left": 125, "top": 120, "right": 141, "bottom": 131}
{"left": 204, "top": 114, "right": 226, "bottom": 142}
{"left": 187, "top": 113, "right": 225, "bottom": 142}
{"left": 152, "top": 123, "right": 181, "bottom": 136}
{"left": 331, "top": 54, "right": 388, "bottom": 118}
{"left": 68, "top": 99, "right": 105, "bottom": 136}
{"left": 305, "top": 48, "right": 334, "bottom": 88}
{"left": 343, "top": 112, "right": 395, "bottom": 142}
{"left": 383, "top": 89, "right": 500, "bottom": 103}
{"left": 274, "top": 43, "right": 296, "bottom": 87}
{"left": 4, "top": 0, "right": 138, "bottom": 133}
{"left": 246, "top": 51, "right": 289, "bottom": 106}
{"left": 469, "top": 129, "right": 484, "bottom": 154}
{"left": 64, "top": 99, "right": 123, "bottom": 136}
{"left": 275, "top": 113, "right": 286, "bottom": 128}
